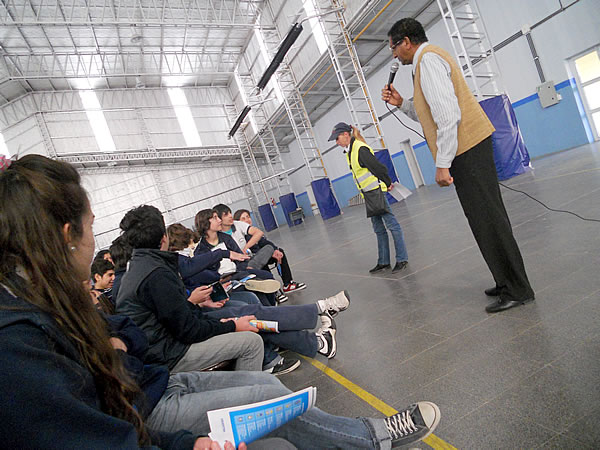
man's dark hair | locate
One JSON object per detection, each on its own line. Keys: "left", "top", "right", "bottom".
{"left": 109, "top": 235, "right": 132, "bottom": 270}
{"left": 119, "top": 205, "right": 166, "bottom": 250}
{"left": 92, "top": 249, "right": 110, "bottom": 264}
{"left": 91, "top": 258, "right": 114, "bottom": 278}
{"left": 387, "top": 18, "right": 428, "bottom": 45}
{"left": 213, "top": 203, "right": 231, "bottom": 219}
{"left": 167, "top": 223, "right": 193, "bottom": 252}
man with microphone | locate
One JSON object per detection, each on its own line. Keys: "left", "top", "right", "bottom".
{"left": 381, "top": 18, "right": 534, "bottom": 313}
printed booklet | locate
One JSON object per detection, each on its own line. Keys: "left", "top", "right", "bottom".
{"left": 208, "top": 386, "right": 317, "bottom": 447}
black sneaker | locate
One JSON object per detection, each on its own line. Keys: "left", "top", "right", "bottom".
{"left": 276, "top": 291, "right": 289, "bottom": 303}
{"left": 316, "top": 315, "right": 337, "bottom": 358}
{"left": 384, "top": 401, "right": 440, "bottom": 447}
{"left": 268, "top": 357, "right": 301, "bottom": 376}
{"left": 392, "top": 261, "right": 408, "bottom": 273}
{"left": 369, "top": 263, "right": 391, "bottom": 273}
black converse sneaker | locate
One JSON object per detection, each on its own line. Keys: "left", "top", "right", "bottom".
{"left": 316, "top": 314, "right": 337, "bottom": 358}
{"left": 384, "top": 401, "right": 440, "bottom": 447}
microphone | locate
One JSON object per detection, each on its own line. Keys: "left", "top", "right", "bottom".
{"left": 387, "top": 61, "right": 400, "bottom": 87}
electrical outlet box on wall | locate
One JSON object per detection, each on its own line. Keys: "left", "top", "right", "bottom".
{"left": 537, "top": 81, "right": 560, "bottom": 108}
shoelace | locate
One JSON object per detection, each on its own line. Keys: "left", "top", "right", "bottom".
{"left": 385, "top": 410, "right": 418, "bottom": 439}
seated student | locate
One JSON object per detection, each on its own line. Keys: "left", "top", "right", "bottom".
{"left": 214, "top": 204, "right": 277, "bottom": 274}
{"left": 117, "top": 206, "right": 347, "bottom": 370}
{"left": 108, "top": 234, "right": 132, "bottom": 301}
{"left": 195, "top": 209, "right": 279, "bottom": 306}
{"left": 86, "top": 279, "right": 115, "bottom": 315}
{"left": 105, "top": 312, "right": 441, "bottom": 450}
{"left": 91, "top": 257, "right": 116, "bottom": 302}
{"left": 0, "top": 154, "right": 441, "bottom": 449}
{"left": 116, "top": 205, "right": 265, "bottom": 373}
{"left": 234, "top": 208, "right": 306, "bottom": 296}
{"left": 167, "top": 223, "right": 261, "bottom": 308}
{"left": 0, "top": 155, "right": 239, "bottom": 449}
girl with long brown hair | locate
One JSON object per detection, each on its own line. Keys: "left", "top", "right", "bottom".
{"left": 0, "top": 154, "right": 234, "bottom": 449}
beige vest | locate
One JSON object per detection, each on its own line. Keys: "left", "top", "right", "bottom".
{"left": 413, "top": 44, "right": 495, "bottom": 163}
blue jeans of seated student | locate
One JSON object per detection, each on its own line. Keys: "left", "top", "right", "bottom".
{"left": 370, "top": 197, "right": 408, "bottom": 265}
{"left": 205, "top": 303, "right": 319, "bottom": 358}
{"left": 146, "top": 371, "right": 395, "bottom": 449}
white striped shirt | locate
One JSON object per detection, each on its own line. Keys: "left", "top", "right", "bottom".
{"left": 399, "top": 42, "right": 462, "bottom": 169}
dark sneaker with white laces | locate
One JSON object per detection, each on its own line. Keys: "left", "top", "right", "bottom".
{"left": 267, "top": 357, "right": 301, "bottom": 376}
{"left": 384, "top": 401, "right": 440, "bottom": 448}
{"left": 318, "top": 290, "right": 350, "bottom": 318}
{"left": 316, "top": 314, "right": 337, "bottom": 358}
{"left": 282, "top": 281, "right": 307, "bottom": 293}
{"left": 276, "top": 291, "right": 289, "bottom": 303}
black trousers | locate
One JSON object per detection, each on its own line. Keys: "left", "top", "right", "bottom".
{"left": 264, "top": 250, "right": 293, "bottom": 286}
{"left": 450, "top": 136, "right": 534, "bottom": 302}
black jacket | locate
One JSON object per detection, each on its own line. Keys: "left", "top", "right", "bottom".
{"left": 116, "top": 249, "right": 235, "bottom": 369}
{"left": 0, "top": 283, "right": 196, "bottom": 449}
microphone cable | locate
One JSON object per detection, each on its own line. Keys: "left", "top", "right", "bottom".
{"left": 383, "top": 101, "right": 600, "bottom": 223}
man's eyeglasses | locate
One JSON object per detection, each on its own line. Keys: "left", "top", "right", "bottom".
{"left": 389, "top": 38, "right": 404, "bottom": 52}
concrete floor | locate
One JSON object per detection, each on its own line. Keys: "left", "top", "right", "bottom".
{"left": 265, "top": 142, "right": 600, "bottom": 449}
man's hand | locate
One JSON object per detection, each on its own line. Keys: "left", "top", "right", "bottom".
{"left": 272, "top": 249, "right": 284, "bottom": 264}
{"left": 435, "top": 167, "right": 454, "bottom": 187}
{"left": 229, "top": 251, "right": 250, "bottom": 262}
{"left": 387, "top": 183, "right": 394, "bottom": 191}
{"left": 381, "top": 83, "right": 404, "bottom": 107}
{"left": 198, "top": 298, "right": 227, "bottom": 309}
{"left": 188, "top": 285, "right": 213, "bottom": 305}
{"left": 193, "top": 437, "right": 245, "bottom": 450}
{"left": 109, "top": 337, "right": 128, "bottom": 352}
{"left": 221, "top": 315, "right": 259, "bottom": 333}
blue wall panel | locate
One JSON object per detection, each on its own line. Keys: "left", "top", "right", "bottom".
{"left": 413, "top": 142, "right": 436, "bottom": 185}
{"left": 391, "top": 151, "right": 416, "bottom": 190}
{"left": 331, "top": 173, "right": 359, "bottom": 208}
{"left": 272, "top": 204, "right": 287, "bottom": 226}
{"left": 295, "top": 192, "right": 314, "bottom": 217}
{"left": 513, "top": 80, "right": 590, "bottom": 159}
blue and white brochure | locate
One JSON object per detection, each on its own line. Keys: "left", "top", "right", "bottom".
{"left": 208, "top": 386, "right": 317, "bottom": 447}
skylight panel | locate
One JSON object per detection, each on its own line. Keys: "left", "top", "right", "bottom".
{"left": 167, "top": 88, "right": 203, "bottom": 147}
{"left": 79, "top": 90, "right": 117, "bottom": 153}
{"left": 303, "top": 0, "right": 329, "bottom": 55}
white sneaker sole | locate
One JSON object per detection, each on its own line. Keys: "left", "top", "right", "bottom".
{"left": 244, "top": 279, "right": 281, "bottom": 294}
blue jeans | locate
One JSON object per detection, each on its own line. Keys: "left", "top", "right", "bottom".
{"left": 205, "top": 304, "right": 319, "bottom": 358}
{"left": 370, "top": 198, "right": 408, "bottom": 265}
{"left": 146, "top": 371, "right": 394, "bottom": 449}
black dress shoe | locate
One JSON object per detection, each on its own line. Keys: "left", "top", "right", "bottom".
{"left": 392, "top": 261, "right": 408, "bottom": 273}
{"left": 484, "top": 286, "right": 500, "bottom": 296}
{"left": 369, "top": 264, "right": 391, "bottom": 273}
{"left": 485, "top": 297, "right": 535, "bottom": 313}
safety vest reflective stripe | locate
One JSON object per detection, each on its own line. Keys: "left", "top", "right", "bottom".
{"left": 346, "top": 138, "right": 387, "bottom": 195}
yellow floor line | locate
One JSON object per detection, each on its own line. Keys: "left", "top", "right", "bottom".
{"left": 303, "top": 356, "right": 458, "bottom": 450}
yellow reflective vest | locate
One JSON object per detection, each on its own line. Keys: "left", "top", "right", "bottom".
{"left": 347, "top": 138, "right": 387, "bottom": 197}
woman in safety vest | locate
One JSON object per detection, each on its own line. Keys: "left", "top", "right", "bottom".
{"left": 329, "top": 122, "right": 409, "bottom": 274}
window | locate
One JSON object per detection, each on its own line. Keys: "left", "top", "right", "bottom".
{"left": 253, "top": 28, "right": 284, "bottom": 104}
{"left": 571, "top": 47, "right": 600, "bottom": 141}
{"left": 167, "top": 88, "right": 202, "bottom": 147}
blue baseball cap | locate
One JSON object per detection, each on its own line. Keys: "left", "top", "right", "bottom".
{"left": 328, "top": 122, "right": 352, "bottom": 141}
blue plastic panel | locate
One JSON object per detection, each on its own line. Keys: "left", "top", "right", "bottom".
{"left": 310, "top": 178, "right": 341, "bottom": 220}
{"left": 258, "top": 203, "right": 278, "bottom": 232}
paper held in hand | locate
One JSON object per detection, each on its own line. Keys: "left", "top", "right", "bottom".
{"left": 388, "top": 183, "right": 412, "bottom": 201}
{"left": 249, "top": 319, "right": 278, "bottom": 332}
{"left": 208, "top": 386, "right": 317, "bottom": 447}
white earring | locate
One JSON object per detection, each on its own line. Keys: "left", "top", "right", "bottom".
{"left": 70, "top": 246, "right": 77, "bottom": 251}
